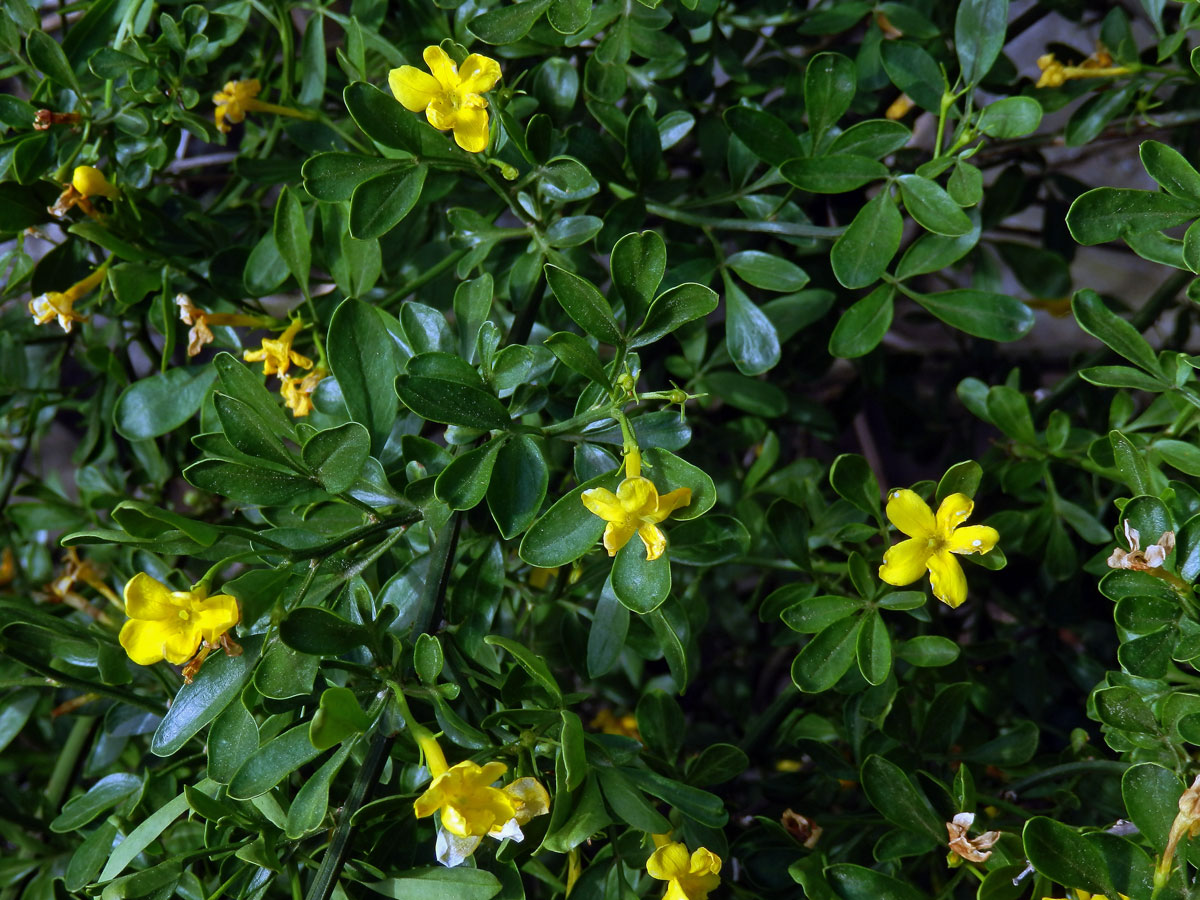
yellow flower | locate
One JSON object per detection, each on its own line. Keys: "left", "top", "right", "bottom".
{"left": 388, "top": 46, "right": 501, "bottom": 153}
{"left": 1035, "top": 49, "right": 1132, "bottom": 89}
{"left": 581, "top": 450, "right": 691, "bottom": 561}
{"left": 646, "top": 840, "right": 722, "bottom": 900}
{"left": 243, "top": 319, "right": 314, "bottom": 378}
{"left": 1043, "top": 892, "right": 1130, "bottom": 900}
{"left": 212, "top": 79, "right": 308, "bottom": 134}
{"left": 175, "top": 294, "right": 272, "bottom": 357}
{"left": 885, "top": 93, "right": 914, "bottom": 120}
{"left": 413, "top": 733, "right": 550, "bottom": 867}
{"left": 878, "top": 489, "right": 998, "bottom": 609}
{"left": 118, "top": 572, "right": 239, "bottom": 667}
{"left": 280, "top": 367, "right": 326, "bottom": 417}
{"left": 49, "top": 166, "right": 118, "bottom": 218}
{"left": 590, "top": 708, "right": 641, "bottom": 741}
{"left": 28, "top": 263, "right": 109, "bottom": 333}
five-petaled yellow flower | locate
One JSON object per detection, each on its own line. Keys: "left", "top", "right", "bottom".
{"left": 389, "top": 46, "right": 501, "bottom": 153}
{"left": 646, "top": 838, "right": 722, "bottom": 900}
{"left": 212, "top": 79, "right": 308, "bottom": 134}
{"left": 118, "top": 573, "right": 239, "bottom": 667}
{"left": 413, "top": 732, "right": 550, "bottom": 867}
{"left": 244, "top": 319, "right": 313, "bottom": 378}
{"left": 878, "top": 489, "right": 998, "bottom": 609}
{"left": 28, "top": 262, "right": 109, "bottom": 333}
{"left": 582, "top": 449, "right": 691, "bottom": 561}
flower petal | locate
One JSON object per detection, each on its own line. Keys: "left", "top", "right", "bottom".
{"left": 647, "top": 842, "right": 691, "bottom": 881}
{"left": 163, "top": 622, "right": 202, "bottom": 665}
{"left": 414, "top": 773, "right": 450, "bottom": 818}
{"left": 945, "top": 525, "right": 999, "bottom": 556}
{"left": 936, "top": 493, "right": 975, "bottom": 535}
{"left": 603, "top": 522, "right": 637, "bottom": 556}
{"left": 193, "top": 593, "right": 240, "bottom": 643}
{"left": 488, "top": 817, "right": 524, "bottom": 841}
{"left": 582, "top": 487, "right": 624, "bottom": 522}
{"left": 616, "top": 476, "right": 658, "bottom": 513}
{"left": 878, "top": 538, "right": 931, "bottom": 586}
{"left": 927, "top": 550, "right": 967, "bottom": 608}
{"left": 423, "top": 45, "right": 460, "bottom": 91}
{"left": 123, "top": 572, "right": 176, "bottom": 620}
{"left": 119, "top": 618, "right": 171, "bottom": 665}
{"left": 638, "top": 523, "right": 667, "bottom": 561}
{"left": 690, "top": 847, "right": 722, "bottom": 876}
{"left": 388, "top": 65, "right": 442, "bottom": 112}
{"left": 435, "top": 827, "right": 481, "bottom": 867}
{"left": 458, "top": 54, "right": 501, "bottom": 94}
{"left": 885, "top": 489, "right": 936, "bottom": 538}
{"left": 503, "top": 777, "right": 551, "bottom": 823}
{"left": 424, "top": 97, "right": 456, "bottom": 132}
{"left": 451, "top": 104, "right": 490, "bottom": 153}
{"left": 650, "top": 487, "right": 692, "bottom": 522}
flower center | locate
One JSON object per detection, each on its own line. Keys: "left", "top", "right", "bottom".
{"left": 178, "top": 609, "right": 191, "bottom": 620}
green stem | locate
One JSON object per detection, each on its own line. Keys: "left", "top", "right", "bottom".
{"left": 1006, "top": 759, "right": 1131, "bottom": 793}
{"left": 42, "top": 715, "right": 96, "bottom": 817}
{"left": 411, "top": 512, "right": 462, "bottom": 640}
{"left": 380, "top": 249, "right": 469, "bottom": 309}
{"left": 645, "top": 200, "right": 843, "bottom": 238}
{"left": 288, "top": 511, "right": 422, "bottom": 561}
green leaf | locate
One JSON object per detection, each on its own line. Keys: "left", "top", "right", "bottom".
{"left": 485, "top": 635, "right": 563, "bottom": 702}
{"left": 343, "top": 81, "right": 421, "bottom": 153}
{"left": 98, "top": 789, "right": 198, "bottom": 881}
{"left": 1094, "top": 686, "right": 1159, "bottom": 735}
{"left": 909, "top": 288, "right": 1034, "bottom": 341}
{"left": 1023, "top": 817, "right": 1113, "bottom": 896}
{"left": 51, "top": 774, "right": 142, "bottom": 833}
{"left": 860, "top": 755, "right": 945, "bottom": 843}
{"left": 281, "top": 607, "right": 368, "bottom": 655}
{"left": 897, "top": 635, "right": 960, "bottom": 666}
{"left": 350, "top": 164, "right": 427, "bottom": 239}
{"left": 1072, "top": 289, "right": 1163, "bottom": 374}
{"left": 228, "top": 724, "right": 321, "bottom": 800}
{"left": 469, "top": 0, "right": 553, "bottom": 44}
{"left": 150, "top": 638, "right": 260, "bottom": 757}
{"left": 286, "top": 741, "right": 354, "bottom": 839}
{"left": 856, "top": 610, "right": 892, "bottom": 685}
{"left": 519, "top": 468, "right": 621, "bottom": 567}
{"left": 27, "top": 29, "right": 81, "bottom": 93}
{"left": 880, "top": 41, "right": 943, "bottom": 112}
{"left": 560, "top": 710, "right": 587, "bottom": 791}
{"left": 1110, "top": 431, "right": 1154, "bottom": 495}
{"left": 415, "top": 634, "right": 444, "bottom": 685}
{"left": 183, "top": 459, "right": 314, "bottom": 506}
{"left": 303, "top": 423, "right": 371, "bottom": 494}
{"left": 618, "top": 765, "right": 727, "bottom": 827}
{"left": 897, "top": 175, "right": 973, "bottom": 236}
{"left": 597, "top": 768, "right": 671, "bottom": 832}
{"left": 826, "top": 864, "right": 930, "bottom": 900}
{"left": 544, "top": 332, "right": 612, "bottom": 388}
{"left": 805, "top": 52, "right": 856, "bottom": 143}
{"left": 207, "top": 701, "right": 258, "bottom": 784}
{"left": 668, "top": 515, "right": 752, "bottom": 566}
{"left": 214, "top": 393, "right": 297, "bottom": 470}
{"left": 487, "top": 434, "right": 550, "bottom": 538}
{"left": 791, "top": 616, "right": 861, "bottom": 692}
{"left": 396, "top": 375, "right": 510, "bottom": 430}
{"left": 214, "top": 352, "right": 296, "bottom": 436}
{"left": 310, "top": 686, "right": 372, "bottom": 751}
{"left": 830, "top": 453, "right": 882, "bottom": 522}
{"left": 541, "top": 775, "right": 612, "bottom": 853}
{"left": 978, "top": 96, "right": 1043, "bottom": 138}
{"left": 1141, "top": 140, "right": 1200, "bottom": 203}
{"left": 831, "top": 191, "right": 903, "bottom": 289}
{"left": 631, "top": 283, "right": 719, "bottom": 348}
{"left": 1122, "top": 763, "right": 1182, "bottom": 852}
{"left": 955, "top": 0, "right": 1009, "bottom": 85}
{"left": 726, "top": 251, "right": 810, "bottom": 292}
{"left": 254, "top": 642, "right": 318, "bottom": 700}
{"left": 724, "top": 276, "right": 781, "bottom": 375}
{"left": 611, "top": 230, "right": 667, "bottom": 318}
{"left": 828, "top": 120, "right": 911, "bottom": 158}
{"left": 435, "top": 440, "right": 503, "bottom": 511}
{"left": 545, "top": 264, "right": 623, "bottom": 345}
{"left": 329, "top": 299, "right": 400, "bottom": 455}
{"left": 936, "top": 460, "right": 982, "bottom": 502}
{"left": 895, "top": 221, "right": 981, "bottom": 279}
{"left": 612, "top": 538, "right": 672, "bottom": 613}
{"left": 588, "top": 576, "right": 629, "bottom": 678}
{"left": 626, "top": 105, "right": 662, "bottom": 184}
{"left": 828, "top": 284, "right": 894, "bottom": 358}
{"left": 114, "top": 366, "right": 217, "bottom": 440}
{"left": 781, "top": 155, "right": 888, "bottom": 194}
{"left": 274, "top": 187, "right": 310, "bottom": 295}
{"left": 779, "top": 592, "right": 863, "bottom": 633}
{"left": 723, "top": 106, "right": 803, "bottom": 168}
{"left": 636, "top": 689, "right": 684, "bottom": 761}
{"left": 1066, "top": 188, "right": 1199, "bottom": 245}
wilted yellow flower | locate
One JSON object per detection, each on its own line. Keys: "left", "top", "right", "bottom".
{"left": 413, "top": 732, "right": 550, "bottom": 867}
{"left": 1108, "top": 520, "right": 1175, "bottom": 572}
{"left": 44, "top": 547, "right": 120, "bottom": 624}
{"left": 1035, "top": 48, "right": 1132, "bottom": 89}
{"left": 646, "top": 839, "right": 722, "bottom": 900}
{"left": 389, "top": 46, "right": 501, "bottom": 153}
{"left": 280, "top": 366, "right": 326, "bottom": 417}
{"left": 244, "top": 319, "right": 313, "bottom": 378}
{"left": 49, "top": 166, "right": 118, "bottom": 218}
{"left": 175, "top": 294, "right": 272, "bottom": 357}
{"left": 28, "top": 262, "right": 109, "bottom": 333}
{"left": 581, "top": 449, "right": 691, "bottom": 561}
{"left": 946, "top": 812, "right": 1000, "bottom": 863}
{"left": 212, "top": 79, "right": 308, "bottom": 133}
{"left": 878, "top": 489, "right": 998, "bottom": 609}
{"left": 118, "top": 573, "right": 239, "bottom": 668}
